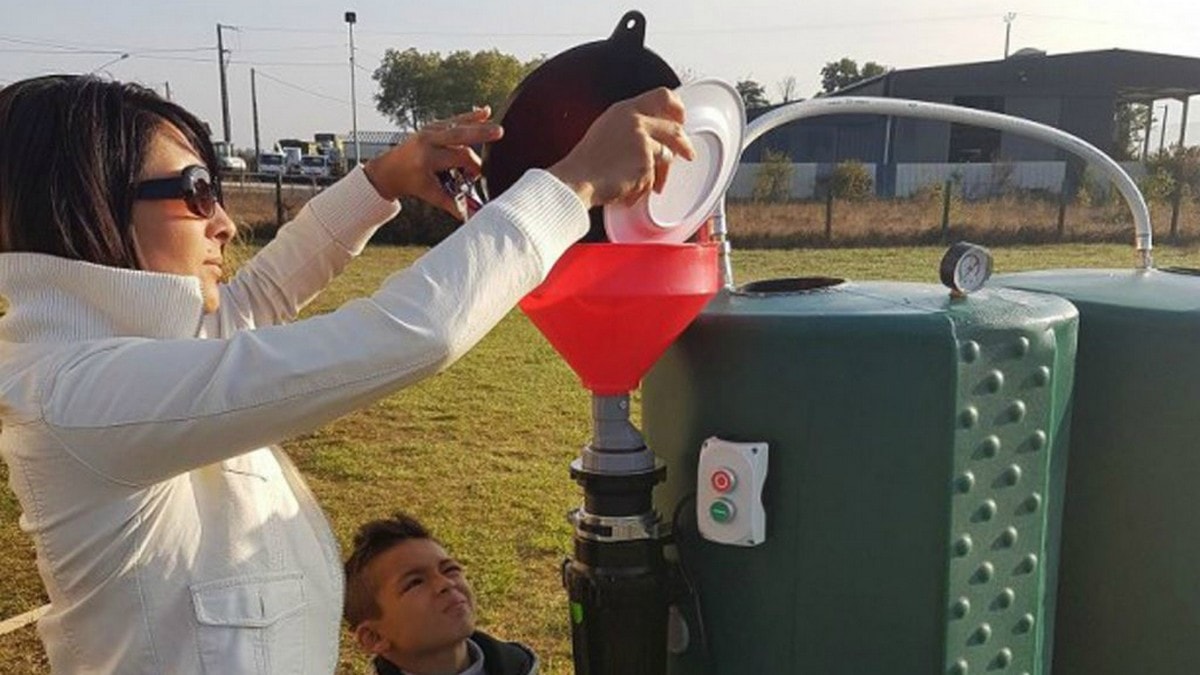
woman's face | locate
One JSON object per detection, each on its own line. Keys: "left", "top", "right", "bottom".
{"left": 130, "top": 125, "right": 236, "bottom": 313}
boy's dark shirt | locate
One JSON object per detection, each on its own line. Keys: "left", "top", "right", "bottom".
{"left": 373, "top": 631, "right": 537, "bottom": 675}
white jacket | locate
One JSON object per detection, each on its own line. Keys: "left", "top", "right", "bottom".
{"left": 0, "top": 167, "right": 587, "bottom": 674}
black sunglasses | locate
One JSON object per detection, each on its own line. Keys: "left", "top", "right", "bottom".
{"left": 134, "top": 164, "right": 221, "bottom": 219}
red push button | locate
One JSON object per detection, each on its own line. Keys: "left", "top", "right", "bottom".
{"left": 710, "top": 468, "right": 736, "bottom": 493}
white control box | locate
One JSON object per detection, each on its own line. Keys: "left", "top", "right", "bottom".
{"left": 696, "top": 437, "right": 768, "bottom": 546}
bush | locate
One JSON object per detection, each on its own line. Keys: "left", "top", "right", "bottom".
{"left": 830, "top": 161, "right": 873, "bottom": 201}
{"left": 752, "top": 149, "right": 795, "bottom": 202}
{"left": 1076, "top": 166, "right": 1115, "bottom": 208}
{"left": 1138, "top": 167, "right": 1176, "bottom": 204}
{"left": 380, "top": 198, "right": 460, "bottom": 245}
{"left": 1145, "top": 145, "right": 1200, "bottom": 204}
{"left": 236, "top": 189, "right": 459, "bottom": 246}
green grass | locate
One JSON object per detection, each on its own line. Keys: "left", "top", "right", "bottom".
{"left": 3, "top": 242, "right": 1200, "bottom": 673}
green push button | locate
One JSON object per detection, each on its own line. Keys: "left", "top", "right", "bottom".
{"left": 709, "top": 498, "right": 735, "bottom": 523}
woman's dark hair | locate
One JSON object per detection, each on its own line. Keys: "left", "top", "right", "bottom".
{"left": 0, "top": 75, "right": 221, "bottom": 268}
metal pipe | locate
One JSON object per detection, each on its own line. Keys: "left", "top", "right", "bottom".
{"left": 743, "top": 97, "right": 1155, "bottom": 268}
{"left": 712, "top": 199, "right": 735, "bottom": 290}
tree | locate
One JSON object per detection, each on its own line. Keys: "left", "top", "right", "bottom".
{"left": 736, "top": 79, "right": 770, "bottom": 110}
{"left": 1113, "top": 102, "right": 1152, "bottom": 161}
{"left": 819, "top": 57, "right": 889, "bottom": 94}
{"left": 861, "top": 61, "right": 887, "bottom": 80}
{"left": 373, "top": 48, "right": 542, "bottom": 129}
{"left": 777, "top": 76, "right": 799, "bottom": 103}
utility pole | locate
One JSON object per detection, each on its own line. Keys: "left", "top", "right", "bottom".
{"left": 1142, "top": 101, "right": 1154, "bottom": 160}
{"left": 216, "top": 23, "right": 233, "bottom": 145}
{"left": 1160, "top": 104, "right": 1170, "bottom": 154}
{"left": 1003, "top": 13, "right": 1016, "bottom": 59}
{"left": 345, "top": 11, "right": 360, "bottom": 168}
{"left": 1178, "top": 96, "right": 1190, "bottom": 148}
{"left": 251, "top": 68, "right": 261, "bottom": 165}
{"left": 163, "top": 81, "right": 172, "bottom": 101}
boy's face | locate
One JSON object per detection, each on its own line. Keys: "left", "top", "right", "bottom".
{"left": 356, "top": 538, "right": 477, "bottom": 658}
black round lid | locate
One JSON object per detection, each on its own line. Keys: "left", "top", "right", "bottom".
{"left": 481, "top": 11, "right": 680, "bottom": 241}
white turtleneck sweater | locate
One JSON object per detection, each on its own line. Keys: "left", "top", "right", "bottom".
{"left": 0, "top": 166, "right": 587, "bottom": 674}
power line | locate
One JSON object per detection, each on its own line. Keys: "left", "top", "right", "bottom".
{"left": 238, "top": 44, "right": 347, "bottom": 53}
{"left": 0, "top": 48, "right": 123, "bottom": 55}
{"left": 229, "top": 59, "right": 345, "bottom": 67}
{"left": 0, "top": 34, "right": 210, "bottom": 54}
{"left": 232, "top": 25, "right": 342, "bottom": 35}
{"left": 254, "top": 68, "right": 374, "bottom": 109}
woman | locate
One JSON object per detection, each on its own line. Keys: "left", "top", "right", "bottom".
{"left": 0, "top": 75, "right": 693, "bottom": 673}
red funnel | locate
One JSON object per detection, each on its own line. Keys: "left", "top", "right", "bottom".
{"left": 520, "top": 243, "right": 719, "bottom": 395}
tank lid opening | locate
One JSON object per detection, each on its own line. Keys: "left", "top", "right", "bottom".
{"left": 736, "top": 277, "right": 845, "bottom": 296}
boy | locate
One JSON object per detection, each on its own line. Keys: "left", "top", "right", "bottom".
{"left": 344, "top": 513, "right": 539, "bottom": 675}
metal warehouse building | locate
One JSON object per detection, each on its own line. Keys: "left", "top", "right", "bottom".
{"left": 738, "top": 49, "right": 1200, "bottom": 198}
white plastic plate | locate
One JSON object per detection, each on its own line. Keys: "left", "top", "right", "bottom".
{"left": 604, "top": 78, "right": 746, "bottom": 243}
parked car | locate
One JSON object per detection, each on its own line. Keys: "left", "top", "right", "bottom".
{"left": 258, "top": 152, "right": 286, "bottom": 178}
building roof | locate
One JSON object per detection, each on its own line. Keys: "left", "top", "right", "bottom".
{"left": 830, "top": 49, "right": 1200, "bottom": 102}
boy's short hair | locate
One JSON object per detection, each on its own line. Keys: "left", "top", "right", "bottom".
{"left": 343, "top": 512, "right": 433, "bottom": 628}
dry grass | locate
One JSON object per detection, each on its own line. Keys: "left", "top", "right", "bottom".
{"left": 727, "top": 195, "right": 1200, "bottom": 248}
{"left": 223, "top": 181, "right": 1200, "bottom": 250}
{"left": 222, "top": 181, "right": 323, "bottom": 233}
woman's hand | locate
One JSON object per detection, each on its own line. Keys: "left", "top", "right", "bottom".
{"left": 362, "top": 107, "right": 503, "bottom": 218}
{"left": 548, "top": 88, "right": 696, "bottom": 209}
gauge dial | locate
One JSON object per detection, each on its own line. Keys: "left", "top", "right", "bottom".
{"left": 940, "top": 242, "right": 994, "bottom": 295}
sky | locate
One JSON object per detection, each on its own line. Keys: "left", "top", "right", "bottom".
{"left": 4, "top": 0, "right": 1200, "bottom": 152}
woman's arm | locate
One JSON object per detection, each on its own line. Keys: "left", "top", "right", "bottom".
{"left": 40, "top": 170, "right": 585, "bottom": 487}
{"left": 215, "top": 109, "right": 502, "bottom": 330}
{"left": 214, "top": 167, "right": 399, "bottom": 329}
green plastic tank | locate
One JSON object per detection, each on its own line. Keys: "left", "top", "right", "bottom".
{"left": 992, "top": 267, "right": 1200, "bottom": 675}
{"left": 644, "top": 278, "right": 1078, "bottom": 675}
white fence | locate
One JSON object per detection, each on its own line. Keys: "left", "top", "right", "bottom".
{"left": 895, "top": 162, "right": 1064, "bottom": 198}
{"left": 729, "top": 163, "right": 824, "bottom": 200}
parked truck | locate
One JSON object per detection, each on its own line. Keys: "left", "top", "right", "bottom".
{"left": 300, "top": 154, "right": 331, "bottom": 179}
{"left": 213, "top": 140, "right": 247, "bottom": 174}
{"left": 258, "top": 152, "right": 286, "bottom": 178}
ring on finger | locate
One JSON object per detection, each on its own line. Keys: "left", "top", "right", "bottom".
{"left": 656, "top": 143, "right": 673, "bottom": 163}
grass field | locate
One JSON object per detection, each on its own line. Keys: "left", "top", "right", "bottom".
{"left": 3, "top": 241, "right": 1200, "bottom": 673}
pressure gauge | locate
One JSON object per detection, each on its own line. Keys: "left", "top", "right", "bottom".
{"left": 940, "top": 242, "right": 994, "bottom": 296}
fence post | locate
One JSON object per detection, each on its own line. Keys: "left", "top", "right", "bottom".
{"left": 940, "top": 179, "right": 952, "bottom": 243}
{"left": 1170, "top": 185, "right": 1182, "bottom": 242}
{"left": 275, "top": 174, "right": 284, "bottom": 228}
{"left": 1056, "top": 193, "right": 1068, "bottom": 240}
{"left": 824, "top": 188, "right": 834, "bottom": 241}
